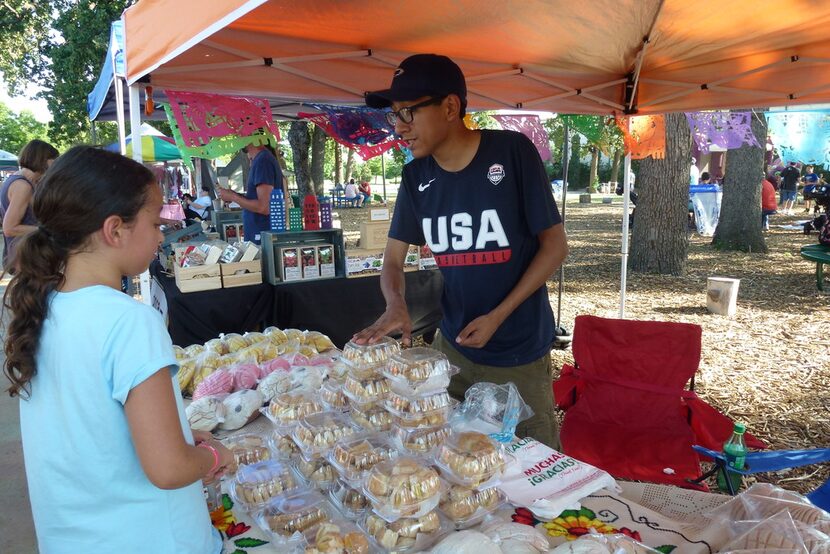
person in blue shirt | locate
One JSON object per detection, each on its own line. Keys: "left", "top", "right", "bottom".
{"left": 803, "top": 165, "right": 823, "bottom": 214}
{"left": 4, "top": 146, "right": 234, "bottom": 553}
{"left": 354, "top": 54, "right": 569, "bottom": 448}
{"left": 218, "top": 142, "right": 284, "bottom": 243}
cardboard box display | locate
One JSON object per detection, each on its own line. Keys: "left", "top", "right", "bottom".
{"left": 419, "top": 244, "right": 437, "bottom": 270}
{"left": 219, "top": 244, "right": 244, "bottom": 264}
{"left": 359, "top": 220, "right": 391, "bottom": 250}
{"left": 239, "top": 242, "right": 261, "bottom": 262}
{"left": 220, "top": 260, "right": 263, "bottom": 288}
{"left": 317, "top": 244, "right": 336, "bottom": 278}
{"left": 280, "top": 247, "right": 302, "bottom": 282}
{"left": 346, "top": 246, "right": 419, "bottom": 277}
{"left": 370, "top": 208, "right": 390, "bottom": 221}
{"left": 223, "top": 223, "right": 244, "bottom": 242}
{"left": 300, "top": 246, "right": 319, "bottom": 279}
{"left": 174, "top": 263, "right": 222, "bottom": 293}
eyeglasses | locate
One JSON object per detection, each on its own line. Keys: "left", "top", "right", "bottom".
{"left": 385, "top": 96, "right": 447, "bottom": 127}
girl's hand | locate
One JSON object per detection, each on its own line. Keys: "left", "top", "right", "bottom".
{"left": 202, "top": 438, "right": 235, "bottom": 482}
{"left": 191, "top": 429, "right": 214, "bottom": 444}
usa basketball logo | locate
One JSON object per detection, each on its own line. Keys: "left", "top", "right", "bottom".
{"left": 487, "top": 164, "right": 505, "bottom": 185}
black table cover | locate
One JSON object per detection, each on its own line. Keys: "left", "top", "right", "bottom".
{"left": 151, "top": 261, "right": 443, "bottom": 348}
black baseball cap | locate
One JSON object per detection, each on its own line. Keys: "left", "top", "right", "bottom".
{"left": 365, "top": 54, "right": 467, "bottom": 109}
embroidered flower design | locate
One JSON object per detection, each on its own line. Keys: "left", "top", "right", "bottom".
{"left": 511, "top": 507, "right": 541, "bottom": 527}
{"left": 210, "top": 493, "right": 236, "bottom": 533}
{"left": 543, "top": 507, "right": 617, "bottom": 539}
{"left": 225, "top": 521, "right": 251, "bottom": 538}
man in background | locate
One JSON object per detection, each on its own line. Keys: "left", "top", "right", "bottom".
{"left": 780, "top": 161, "right": 801, "bottom": 215}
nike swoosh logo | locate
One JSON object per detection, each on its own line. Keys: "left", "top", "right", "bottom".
{"left": 418, "top": 178, "right": 436, "bottom": 192}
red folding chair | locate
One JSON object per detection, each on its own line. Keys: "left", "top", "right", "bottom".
{"left": 553, "top": 315, "right": 765, "bottom": 490}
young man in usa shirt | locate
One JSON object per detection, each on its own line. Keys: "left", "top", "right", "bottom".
{"left": 354, "top": 54, "right": 568, "bottom": 448}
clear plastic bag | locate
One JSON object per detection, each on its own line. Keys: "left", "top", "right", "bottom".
{"left": 478, "top": 520, "right": 550, "bottom": 553}
{"left": 449, "top": 382, "right": 534, "bottom": 442}
{"left": 548, "top": 533, "right": 662, "bottom": 553}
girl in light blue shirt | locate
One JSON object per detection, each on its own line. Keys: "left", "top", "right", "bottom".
{"left": 3, "top": 146, "right": 235, "bottom": 553}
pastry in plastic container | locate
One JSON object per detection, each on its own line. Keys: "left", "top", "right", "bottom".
{"left": 292, "top": 412, "right": 360, "bottom": 458}
{"left": 268, "top": 428, "right": 301, "bottom": 460}
{"left": 363, "top": 510, "right": 445, "bottom": 553}
{"left": 341, "top": 337, "right": 400, "bottom": 373}
{"left": 266, "top": 391, "right": 324, "bottom": 427}
{"left": 204, "top": 337, "right": 229, "bottom": 355}
{"left": 392, "top": 424, "right": 452, "bottom": 456}
{"left": 433, "top": 432, "right": 505, "bottom": 488}
{"left": 362, "top": 457, "right": 442, "bottom": 522}
{"left": 304, "top": 520, "right": 371, "bottom": 554}
{"left": 350, "top": 402, "right": 394, "bottom": 433}
{"left": 382, "top": 348, "right": 457, "bottom": 396}
{"left": 222, "top": 333, "right": 248, "bottom": 353}
{"left": 343, "top": 372, "right": 390, "bottom": 406}
{"left": 230, "top": 460, "right": 300, "bottom": 511}
{"left": 223, "top": 433, "right": 272, "bottom": 469}
{"left": 254, "top": 488, "right": 333, "bottom": 546}
{"left": 329, "top": 436, "right": 398, "bottom": 485}
{"left": 329, "top": 478, "right": 371, "bottom": 519}
{"left": 185, "top": 395, "right": 226, "bottom": 432}
{"left": 320, "top": 379, "right": 349, "bottom": 411}
{"left": 384, "top": 391, "right": 456, "bottom": 428}
{"left": 264, "top": 326, "right": 288, "bottom": 344}
{"left": 438, "top": 484, "right": 504, "bottom": 529}
{"left": 294, "top": 452, "right": 339, "bottom": 490}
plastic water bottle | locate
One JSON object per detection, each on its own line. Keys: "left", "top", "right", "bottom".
{"left": 717, "top": 422, "right": 748, "bottom": 493}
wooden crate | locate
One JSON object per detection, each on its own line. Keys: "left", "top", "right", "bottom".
{"left": 359, "top": 221, "right": 391, "bottom": 250}
{"left": 173, "top": 263, "right": 222, "bottom": 293}
{"left": 221, "top": 260, "right": 263, "bottom": 288}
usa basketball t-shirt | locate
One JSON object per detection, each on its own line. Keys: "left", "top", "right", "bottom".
{"left": 389, "top": 129, "right": 562, "bottom": 366}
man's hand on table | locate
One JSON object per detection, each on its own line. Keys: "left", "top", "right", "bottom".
{"left": 352, "top": 298, "right": 412, "bottom": 346}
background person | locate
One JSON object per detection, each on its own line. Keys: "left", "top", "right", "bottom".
{"left": 344, "top": 178, "right": 364, "bottom": 207}
{"left": 0, "top": 139, "right": 59, "bottom": 271}
{"left": 218, "top": 142, "right": 283, "bottom": 243}
{"left": 3, "top": 146, "right": 233, "bottom": 552}
{"left": 355, "top": 54, "right": 568, "bottom": 448}
{"left": 780, "top": 161, "right": 801, "bottom": 214}
{"left": 358, "top": 180, "right": 372, "bottom": 205}
{"left": 762, "top": 174, "right": 777, "bottom": 231}
{"left": 803, "top": 165, "right": 822, "bottom": 214}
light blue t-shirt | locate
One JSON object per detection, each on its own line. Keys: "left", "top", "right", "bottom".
{"left": 20, "top": 286, "right": 221, "bottom": 554}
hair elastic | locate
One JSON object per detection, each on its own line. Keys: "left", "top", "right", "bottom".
{"left": 197, "top": 442, "right": 220, "bottom": 474}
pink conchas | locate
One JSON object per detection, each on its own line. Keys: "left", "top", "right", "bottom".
{"left": 308, "top": 355, "right": 334, "bottom": 367}
{"left": 286, "top": 353, "right": 310, "bottom": 367}
{"left": 230, "top": 364, "right": 259, "bottom": 391}
{"left": 192, "top": 370, "right": 233, "bottom": 400}
{"left": 259, "top": 357, "right": 291, "bottom": 378}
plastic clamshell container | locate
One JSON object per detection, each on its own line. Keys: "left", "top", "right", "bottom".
{"left": 384, "top": 391, "right": 457, "bottom": 429}
{"left": 362, "top": 457, "right": 442, "bottom": 522}
{"left": 437, "top": 483, "right": 505, "bottom": 529}
{"left": 222, "top": 432, "right": 272, "bottom": 470}
{"left": 382, "top": 348, "right": 457, "bottom": 395}
{"left": 267, "top": 428, "right": 301, "bottom": 460}
{"left": 350, "top": 402, "right": 394, "bottom": 433}
{"left": 253, "top": 488, "right": 333, "bottom": 546}
{"left": 391, "top": 424, "right": 452, "bottom": 456}
{"left": 328, "top": 435, "right": 399, "bottom": 485}
{"left": 293, "top": 451, "right": 340, "bottom": 491}
{"left": 265, "top": 391, "right": 324, "bottom": 427}
{"left": 319, "top": 379, "right": 349, "bottom": 411}
{"left": 229, "top": 460, "right": 300, "bottom": 512}
{"left": 328, "top": 478, "right": 371, "bottom": 519}
{"left": 432, "top": 431, "right": 505, "bottom": 488}
{"left": 341, "top": 337, "right": 400, "bottom": 372}
{"left": 292, "top": 411, "right": 361, "bottom": 458}
{"left": 342, "top": 372, "right": 391, "bottom": 406}
{"left": 303, "top": 520, "right": 372, "bottom": 553}
{"left": 361, "top": 510, "right": 449, "bottom": 553}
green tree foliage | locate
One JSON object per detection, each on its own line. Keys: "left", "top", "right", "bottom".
{"left": 0, "top": 1, "right": 133, "bottom": 147}
{"left": 0, "top": 101, "right": 49, "bottom": 153}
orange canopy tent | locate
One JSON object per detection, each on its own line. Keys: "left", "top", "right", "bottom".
{"left": 124, "top": 0, "right": 830, "bottom": 116}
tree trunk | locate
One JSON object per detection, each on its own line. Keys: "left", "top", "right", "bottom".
{"left": 310, "top": 125, "right": 327, "bottom": 195}
{"left": 610, "top": 148, "right": 622, "bottom": 188}
{"left": 569, "top": 134, "right": 581, "bottom": 188}
{"left": 588, "top": 147, "right": 599, "bottom": 193}
{"left": 629, "top": 112, "right": 692, "bottom": 275}
{"left": 344, "top": 148, "right": 355, "bottom": 183}
{"left": 334, "top": 144, "right": 342, "bottom": 185}
{"left": 288, "top": 121, "right": 311, "bottom": 197}
{"left": 711, "top": 109, "right": 768, "bottom": 253}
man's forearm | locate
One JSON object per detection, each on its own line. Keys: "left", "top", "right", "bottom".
{"left": 379, "top": 262, "right": 406, "bottom": 308}
{"left": 491, "top": 227, "right": 568, "bottom": 323}
{"left": 230, "top": 192, "right": 269, "bottom": 215}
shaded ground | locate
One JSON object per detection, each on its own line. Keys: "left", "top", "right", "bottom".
{"left": 337, "top": 198, "right": 830, "bottom": 493}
